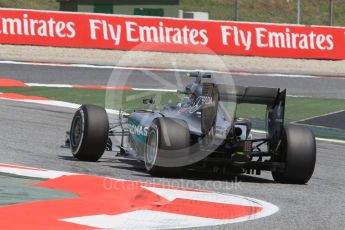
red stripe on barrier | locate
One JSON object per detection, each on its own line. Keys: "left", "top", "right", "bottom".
{"left": 0, "top": 9, "right": 344, "bottom": 60}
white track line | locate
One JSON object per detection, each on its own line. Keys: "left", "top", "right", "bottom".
{"left": 132, "top": 88, "right": 178, "bottom": 92}
{"left": 27, "top": 83, "right": 73, "bottom": 88}
{"left": 28, "top": 83, "right": 178, "bottom": 92}
{"left": 0, "top": 163, "right": 76, "bottom": 179}
{"left": 296, "top": 109, "right": 345, "bottom": 123}
{"left": 0, "top": 94, "right": 120, "bottom": 115}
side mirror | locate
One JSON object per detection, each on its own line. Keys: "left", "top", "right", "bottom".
{"left": 143, "top": 98, "right": 155, "bottom": 104}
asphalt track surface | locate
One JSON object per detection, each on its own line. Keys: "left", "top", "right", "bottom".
{"left": 0, "top": 63, "right": 345, "bottom": 229}
{"left": 1, "top": 63, "right": 345, "bottom": 98}
{"left": 300, "top": 111, "right": 345, "bottom": 130}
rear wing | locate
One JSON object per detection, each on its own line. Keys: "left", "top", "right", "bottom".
{"left": 204, "top": 83, "right": 286, "bottom": 150}
{"left": 217, "top": 85, "right": 280, "bottom": 106}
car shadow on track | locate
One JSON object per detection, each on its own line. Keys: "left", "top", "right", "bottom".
{"left": 58, "top": 156, "right": 79, "bottom": 161}
{"left": 106, "top": 159, "right": 274, "bottom": 184}
{"left": 58, "top": 155, "right": 130, "bottom": 163}
{"left": 58, "top": 156, "right": 274, "bottom": 184}
{"left": 103, "top": 158, "right": 147, "bottom": 173}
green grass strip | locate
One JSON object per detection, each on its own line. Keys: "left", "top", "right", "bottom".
{"left": 1, "top": 86, "right": 344, "bottom": 122}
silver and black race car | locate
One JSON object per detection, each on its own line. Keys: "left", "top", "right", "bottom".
{"left": 66, "top": 72, "right": 316, "bottom": 184}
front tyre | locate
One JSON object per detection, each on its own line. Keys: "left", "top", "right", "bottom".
{"left": 70, "top": 105, "right": 109, "bottom": 162}
{"left": 272, "top": 125, "right": 316, "bottom": 184}
{"left": 144, "top": 117, "right": 190, "bottom": 177}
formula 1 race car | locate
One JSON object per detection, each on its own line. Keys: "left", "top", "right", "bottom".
{"left": 66, "top": 72, "right": 316, "bottom": 184}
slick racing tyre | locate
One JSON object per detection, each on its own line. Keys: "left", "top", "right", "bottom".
{"left": 144, "top": 117, "right": 190, "bottom": 177}
{"left": 70, "top": 105, "right": 109, "bottom": 162}
{"left": 272, "top": 125, "right": 316, "bottom": 184}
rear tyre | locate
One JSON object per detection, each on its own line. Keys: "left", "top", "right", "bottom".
{"left": 144, "top": 117, "right": 190, "bottom": 177}
{"left": 70, "top": 105, "right": 109, "bottom": 162}
{"left": 272, "top": 125, "right": 316, "bottom": 184}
